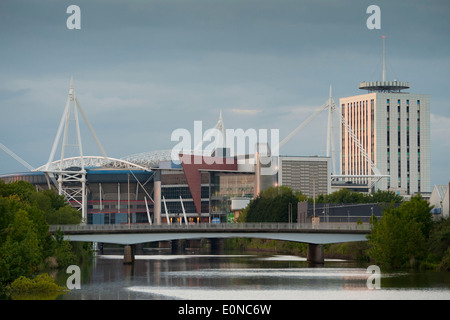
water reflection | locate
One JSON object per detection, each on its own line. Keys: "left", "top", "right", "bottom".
{"left": 60, "top": 250, "right": 450, "bottom": 300}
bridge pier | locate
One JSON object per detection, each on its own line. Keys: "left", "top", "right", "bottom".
{"left": 123, "top": 245, "right": 135, "bottom": 264}
{"left": 307, "top": 244, "right": 324, "bottom": 265}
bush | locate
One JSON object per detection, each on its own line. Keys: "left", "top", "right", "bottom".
{"left": 53, "top": 240, "right": 77, "bottom": 268}
{"left": 10, "top": 274, "right": 66, "bottom": 294}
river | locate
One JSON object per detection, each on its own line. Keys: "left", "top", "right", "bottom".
{"left": 56, "top": 247, "right": 450, "bottom": 300}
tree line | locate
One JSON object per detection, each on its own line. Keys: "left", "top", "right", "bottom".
{"left": 239, "top": 187, "right": 403, "bottom": 223}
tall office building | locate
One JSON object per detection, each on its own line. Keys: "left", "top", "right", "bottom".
{"left": 339, "top": 80, "right": 430, "bottom": 195}
{"left": 339, "top": 37, "right": 430, "bottom": 195}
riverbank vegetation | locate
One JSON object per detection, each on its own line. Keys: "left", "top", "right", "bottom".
{"left": 0, "top": 180, "right": 88, "bottom": 297}
{"left": 236, "top": 186, "right": 449, "bottom": 271}
{"left": 368, "top": 194, "right": 450, "bottom": 270}
{"left": 9, "top": 274, "right": 67, "bottom": 300}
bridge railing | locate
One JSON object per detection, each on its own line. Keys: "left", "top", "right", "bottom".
{"left": 49, "top": 222, "right": 371, "bottom": 232}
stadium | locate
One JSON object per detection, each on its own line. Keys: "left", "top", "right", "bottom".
{"left": 2, "top": 80, "right": 387, "bottom": 225}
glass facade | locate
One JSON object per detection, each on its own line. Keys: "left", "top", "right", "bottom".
{"left": 210, "top": 172, "right": 255, "bottom": 221}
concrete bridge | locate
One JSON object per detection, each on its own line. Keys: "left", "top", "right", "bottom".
{"left": 49, "top": 222, "right": 371, "bottom": 264}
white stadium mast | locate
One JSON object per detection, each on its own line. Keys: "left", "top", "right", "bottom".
{"left": 42, "top": 77, "right": 109, "bottom": 222}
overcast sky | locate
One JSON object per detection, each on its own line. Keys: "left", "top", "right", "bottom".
{"left": 1, "top": 0, "right": 449, "bottom": 188}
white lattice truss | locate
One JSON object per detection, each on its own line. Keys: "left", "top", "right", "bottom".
{"left": 35, "top": 156, "right": 151, "bottom": 172}
{"left": 120, "top": 150, "right": 173, "bottom": 168}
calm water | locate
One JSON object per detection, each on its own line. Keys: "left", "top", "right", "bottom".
{"left": 57, "top": 248, "right": 450, "bottom": 300}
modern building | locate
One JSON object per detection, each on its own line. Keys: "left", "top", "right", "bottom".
{"left": 278, "top": 156, "right": 331, "bottom": 197}
{"left": 429, "top": 183, "right": 450, "bottom": 219}
{"left": 339, "top": 80, "right": 430, "bottom": 195}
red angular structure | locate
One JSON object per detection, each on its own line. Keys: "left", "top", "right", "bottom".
{"left": 179, "top": 154, "right": 237, "bottom": 216}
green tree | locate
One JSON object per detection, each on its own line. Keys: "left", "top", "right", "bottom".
{"left": 426, "top": 217, "right": 450, "bottom": 270}
{"left": 46, "top": 206, "right": 82, "bottom": 225}
{"left": 396, "top": 194, "right": 433, "bottom": 237}
{"left": 0, "top": 209, "right": 42, "bottom": 283}
{"left": 0, "top": 180, "right": 34, "bottom": 201}
{"left": 0, "top": 196, "right": 19, "bottom": 244}
{"left": 367, "top": 195, "right": 432, "bottom": 268}
{"left": 244, "top": 186, "right": 305, "bottom": 222}
{"left": 371, "top": 189, "right": 403, "bottom": 203}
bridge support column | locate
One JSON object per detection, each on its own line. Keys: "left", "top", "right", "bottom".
{"left": 154, "top": 170, "right": 161, "bottom": 225}
{"left": 123, "top": 245, "right": 135, "bottom": 264}
{"left": 307, "top": 244, "right": 324, "bottom": 265}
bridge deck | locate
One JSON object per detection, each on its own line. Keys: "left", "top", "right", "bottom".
{"left": 50, "top": 223, "right": 370, "bottom": 245}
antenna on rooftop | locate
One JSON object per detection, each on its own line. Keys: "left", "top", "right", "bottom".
{"left": 358, "top": 35, "right": 410, "bottom": 93}
{"left": 382, "top": 35, "right": 386, "bottom": 82}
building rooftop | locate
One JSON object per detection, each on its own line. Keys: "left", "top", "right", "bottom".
{"left": 359, "top": 81, "right": 410, "bottom": 93}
